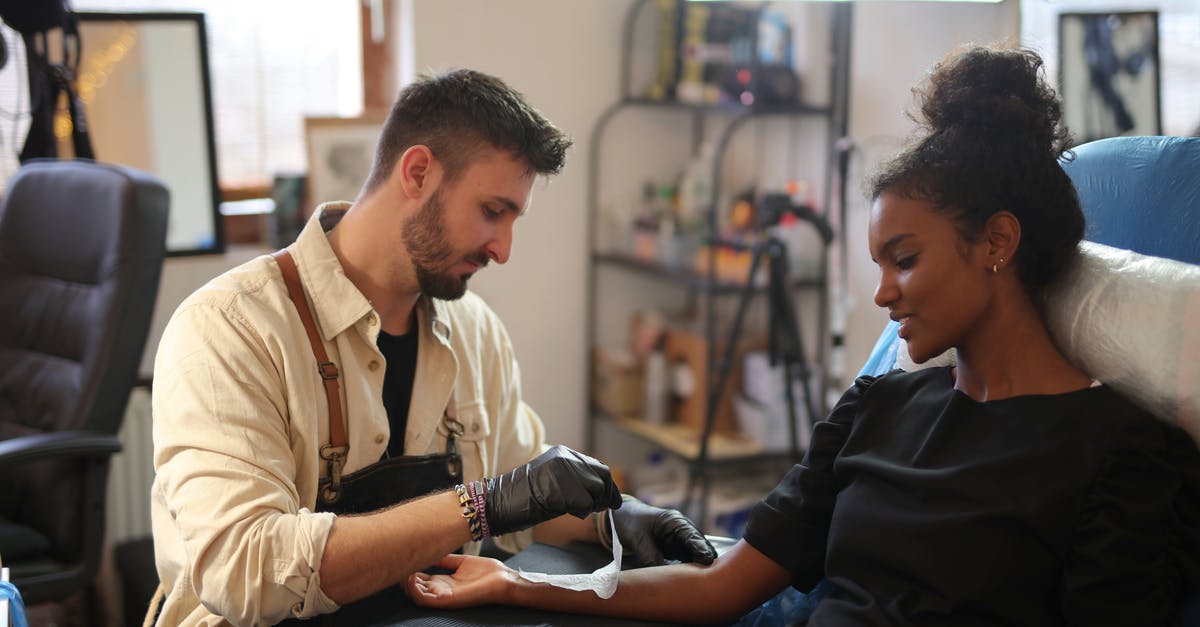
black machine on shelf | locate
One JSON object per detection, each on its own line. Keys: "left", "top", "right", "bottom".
{"left": 585, "top": 0, "right": 852, "bottom": 531}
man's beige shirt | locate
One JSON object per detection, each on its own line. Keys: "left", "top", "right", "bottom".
{"left": 150, "top": 204, "right": 547, "bottom": 626}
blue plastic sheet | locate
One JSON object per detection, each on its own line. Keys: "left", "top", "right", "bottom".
{"left": 0, "top": 580, "right": 30, "bottom": 627}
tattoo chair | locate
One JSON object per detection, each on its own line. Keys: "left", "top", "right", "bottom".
{"left": 736, "top": 136, "right": 1200, "bottom": 626}
{"left": 853, "top": 135, "right": 1200, "bottom": 624}
{"left": 0, "top": 160, "right": 169, "bottom": 608}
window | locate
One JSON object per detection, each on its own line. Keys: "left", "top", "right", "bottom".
{"left": 0, "top": 1, "right": 363, "bottom": 187}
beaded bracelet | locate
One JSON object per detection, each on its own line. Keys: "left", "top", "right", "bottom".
{"left": 466, "top": 480, "right": 491, "bottom": 539}
{"left": 454, "top": 484, "right": 483, "bottom": 542}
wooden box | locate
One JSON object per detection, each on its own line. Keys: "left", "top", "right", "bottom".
{"left": 663, "top": 327, "right": 763, "bottom": 436}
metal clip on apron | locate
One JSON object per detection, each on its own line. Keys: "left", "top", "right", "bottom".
{"left": 273, "top": 251, "right": 463, "bottom": 625}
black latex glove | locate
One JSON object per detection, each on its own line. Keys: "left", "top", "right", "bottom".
{"left": 484, "top": 445, "right": 622, "bottom": 537}
{"left": 609, "top": 495, "right": 717, "bottom": 566}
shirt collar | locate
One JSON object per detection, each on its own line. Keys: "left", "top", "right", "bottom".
{"left": 288, "top": 202, "right": 373, "bottom": 341}
{"left": 289, "top": 202, "right": 455, "bottom": 346}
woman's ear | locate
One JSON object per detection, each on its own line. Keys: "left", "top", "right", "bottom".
{"left": 394, "top": 145, "right": 437, "bottom": 200}
{"left": 984, "top": 211, "right": 1021, "bottom": 271}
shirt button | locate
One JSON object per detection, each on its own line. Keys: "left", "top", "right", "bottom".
{"left": 374, "top": 434, "right": 385, "bottom": 444}
{"left": 471, "top": 423, "right": 480, "bottom": 434}
{"left": 367, "top": 313, "right": 378, "bottom": 326}
{"left": 368, "top": 360, "right": 381, "bottom": 372}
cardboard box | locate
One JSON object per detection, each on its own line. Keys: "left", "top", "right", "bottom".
{"left": 592, "top": 346, "right": 643, "bottom": 418}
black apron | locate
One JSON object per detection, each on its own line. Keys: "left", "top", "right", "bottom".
{"left": 273, "top": 250, "right": 463, "bottom": 626}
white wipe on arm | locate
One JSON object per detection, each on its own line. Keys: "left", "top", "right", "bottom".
{"left": 515, "top": 510, "right": 622, "bottom": 599}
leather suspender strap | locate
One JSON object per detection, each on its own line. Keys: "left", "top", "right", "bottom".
{"left": 272, "top": 250, "right": 350, "bottom": 502}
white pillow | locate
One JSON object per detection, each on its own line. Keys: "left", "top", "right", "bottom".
{"left": 896, "top": 241, "right": 1200, "bottom": 446}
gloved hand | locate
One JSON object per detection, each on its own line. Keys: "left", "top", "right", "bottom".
{"left": 484, "top": 445, "right": 622, "bottom": 536}
{"left": 609, "top": 495, "right": 716, "bottom": 566}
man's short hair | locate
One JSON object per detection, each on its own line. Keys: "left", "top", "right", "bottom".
{"left": 363, "top": 69, "right": 572, "bottom": 194}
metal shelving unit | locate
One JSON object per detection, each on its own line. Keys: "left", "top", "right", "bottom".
{"left": 585, "top": 0, "right": 853, "bottom": 530}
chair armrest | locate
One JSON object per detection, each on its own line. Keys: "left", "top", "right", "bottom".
{"left": 0, "top": 431, "right": 122, "bottom": 467}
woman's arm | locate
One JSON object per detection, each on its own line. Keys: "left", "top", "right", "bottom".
{"left": 408, "top": 539, "right": 792, "bottom": 625}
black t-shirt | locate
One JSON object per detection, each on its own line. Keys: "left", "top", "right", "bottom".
{"left": 743, "top": 366, "right": 1200, "bottom": 626}
{"left": 377, "top": 328, "right": 419, "bottom": 458}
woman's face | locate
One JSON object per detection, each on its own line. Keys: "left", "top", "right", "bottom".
{"left": 868, "top": 191, "right": 992, "bottom": 363}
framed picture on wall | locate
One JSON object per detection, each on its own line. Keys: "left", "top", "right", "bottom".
{"left": 73, "top": 12, "right": 224, "bottom": 256}
{"left": 304, "top": 114, "right": 387, "bottom": 210}
{"left": 1059, "top": 11, "right": 1161, "bottom": 143}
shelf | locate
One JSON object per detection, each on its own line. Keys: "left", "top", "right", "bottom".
{"left": 616, "top": 97, "right": 833, "bottom": 118}
{"left": 597, "top": 412, "right": 798, "bottom": 465}
{"left": 594, "top": 251, "right": 825, "bottom": 294}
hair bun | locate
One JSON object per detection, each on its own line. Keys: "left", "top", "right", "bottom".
{"left": 918, "top": 47, "right": 1069, "bottom": 154}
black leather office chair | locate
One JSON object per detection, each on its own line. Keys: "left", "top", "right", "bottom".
{"left": 0, "top": 160, "right": 168, "bottom": 606}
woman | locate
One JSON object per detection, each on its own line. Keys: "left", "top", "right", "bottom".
{"left": 404, "top": 46, "right": 1200, "bottom": 626}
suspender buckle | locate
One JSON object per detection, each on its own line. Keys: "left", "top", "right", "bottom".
{"left": 320, "top": 444, "right": 349, "bottom": 503}
{"left": 317, "top": 361, "right": 339, "bottom": 380}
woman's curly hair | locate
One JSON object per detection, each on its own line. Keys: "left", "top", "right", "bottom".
{"left": 868, "top": 46, "right": 1084, "bottom": 296}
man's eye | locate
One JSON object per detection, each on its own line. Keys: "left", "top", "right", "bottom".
{"left": 896, "top": 255, "right": 917, "bottom": 270}
{"left": 483, "top": 206, "right": 503, "bottom": 220}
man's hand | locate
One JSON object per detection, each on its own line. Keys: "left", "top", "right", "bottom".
{"left": 610, "top": 495, "right": 716, "bottom": 566}
{"left": 485, "top": 445, "right": 622, "bottom": 536}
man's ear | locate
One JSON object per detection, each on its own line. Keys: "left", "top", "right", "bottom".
{"left": 984, "top": 210, "right": 1021, "bottom": 271}
{"left": 393, "top": 145, "right": 438, "bottom": 200}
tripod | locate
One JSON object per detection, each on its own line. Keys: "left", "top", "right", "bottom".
{"left": 685, "top": 198, "right": 829, "bottom": 527}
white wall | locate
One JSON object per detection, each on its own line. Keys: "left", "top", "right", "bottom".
{"left": 400, "top": 0, "right": 1018, "bottom": 449}
{"left": 404, "top": 0, "right": 629, "bottom": 447}
{"left": 840, "top": 1, "right": 1019, "bottom": 392}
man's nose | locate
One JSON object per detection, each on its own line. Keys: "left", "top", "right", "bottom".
{"left": 486, "top": 222, "right": 513, "bottom": 265}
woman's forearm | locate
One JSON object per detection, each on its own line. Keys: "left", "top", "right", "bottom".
{"left": 507, "top": 540, "right": 790, "bottom": 624}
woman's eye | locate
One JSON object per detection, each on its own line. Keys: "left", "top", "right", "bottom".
{"left": 896, "top": 255, "right": 917, "bottom": 270}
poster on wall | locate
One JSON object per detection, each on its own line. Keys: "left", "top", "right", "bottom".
{"left": 1058, "top": 12, "right": 1161, "bottom": 143}
{"left": 304, "top": 115, "right": 386, "bottom": 210}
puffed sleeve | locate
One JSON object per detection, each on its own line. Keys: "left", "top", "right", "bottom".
{"left": 1061, "top": 418, "right": 1200, "bottom": 626}
{"left": 1168, "top": 427, "right": 1200, "bottom": 613}
{"left": 742, "top": 374, "right": 878, "bottom": 590}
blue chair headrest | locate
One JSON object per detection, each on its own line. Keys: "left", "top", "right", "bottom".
{"left": 1062, "top": 136, "right": 1200, "bottom": 265}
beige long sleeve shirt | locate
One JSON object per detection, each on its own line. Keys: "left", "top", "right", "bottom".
{"left": 149, "top": 204, "right": 547, "bottom": 626}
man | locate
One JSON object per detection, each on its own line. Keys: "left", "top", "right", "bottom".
{"left": 149, "top": 69, "right": 715, "bottom": 626}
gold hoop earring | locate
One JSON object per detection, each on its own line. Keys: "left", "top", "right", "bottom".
{"left": 993, "top": 257, "right": 1005, "bottom": 274}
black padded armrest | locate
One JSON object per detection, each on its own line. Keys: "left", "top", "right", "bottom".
{"left": 0, "top": 431, "right": 122, "bottom": 467}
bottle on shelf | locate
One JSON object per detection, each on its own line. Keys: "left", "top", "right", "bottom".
{"left": 676, "top": 140, "right": 715, "bottom": 229}
{"left": 632, "top": 181, "right": 661, "bottom": 262}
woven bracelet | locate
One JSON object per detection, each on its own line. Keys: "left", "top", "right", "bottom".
{"left": 454, "top": 484, "right": 484, "bottom": 542}
{"left": 466, "top": 480, "right": 491, "bottom": 539}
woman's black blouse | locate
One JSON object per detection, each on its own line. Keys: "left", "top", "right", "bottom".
{"left": 743, "top": 367, "right": 1200, "bottom": 626}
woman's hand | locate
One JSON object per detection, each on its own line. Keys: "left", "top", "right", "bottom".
{"left": 406, "top": 554, "right": 516, "bottom": 609}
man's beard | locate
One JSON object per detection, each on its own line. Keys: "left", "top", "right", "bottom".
{"left": 401, "top": 188, "right": 489, "bottom": 300}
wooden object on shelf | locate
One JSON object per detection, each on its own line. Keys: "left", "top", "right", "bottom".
{"left": 663, "top": 326, "right": 763, "bottom": 435}
{"left": 613, "top": 416, "right": 761, "bottom": 460}
{"left": 592, "top": 346, "right": 644, "bottom": 418}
